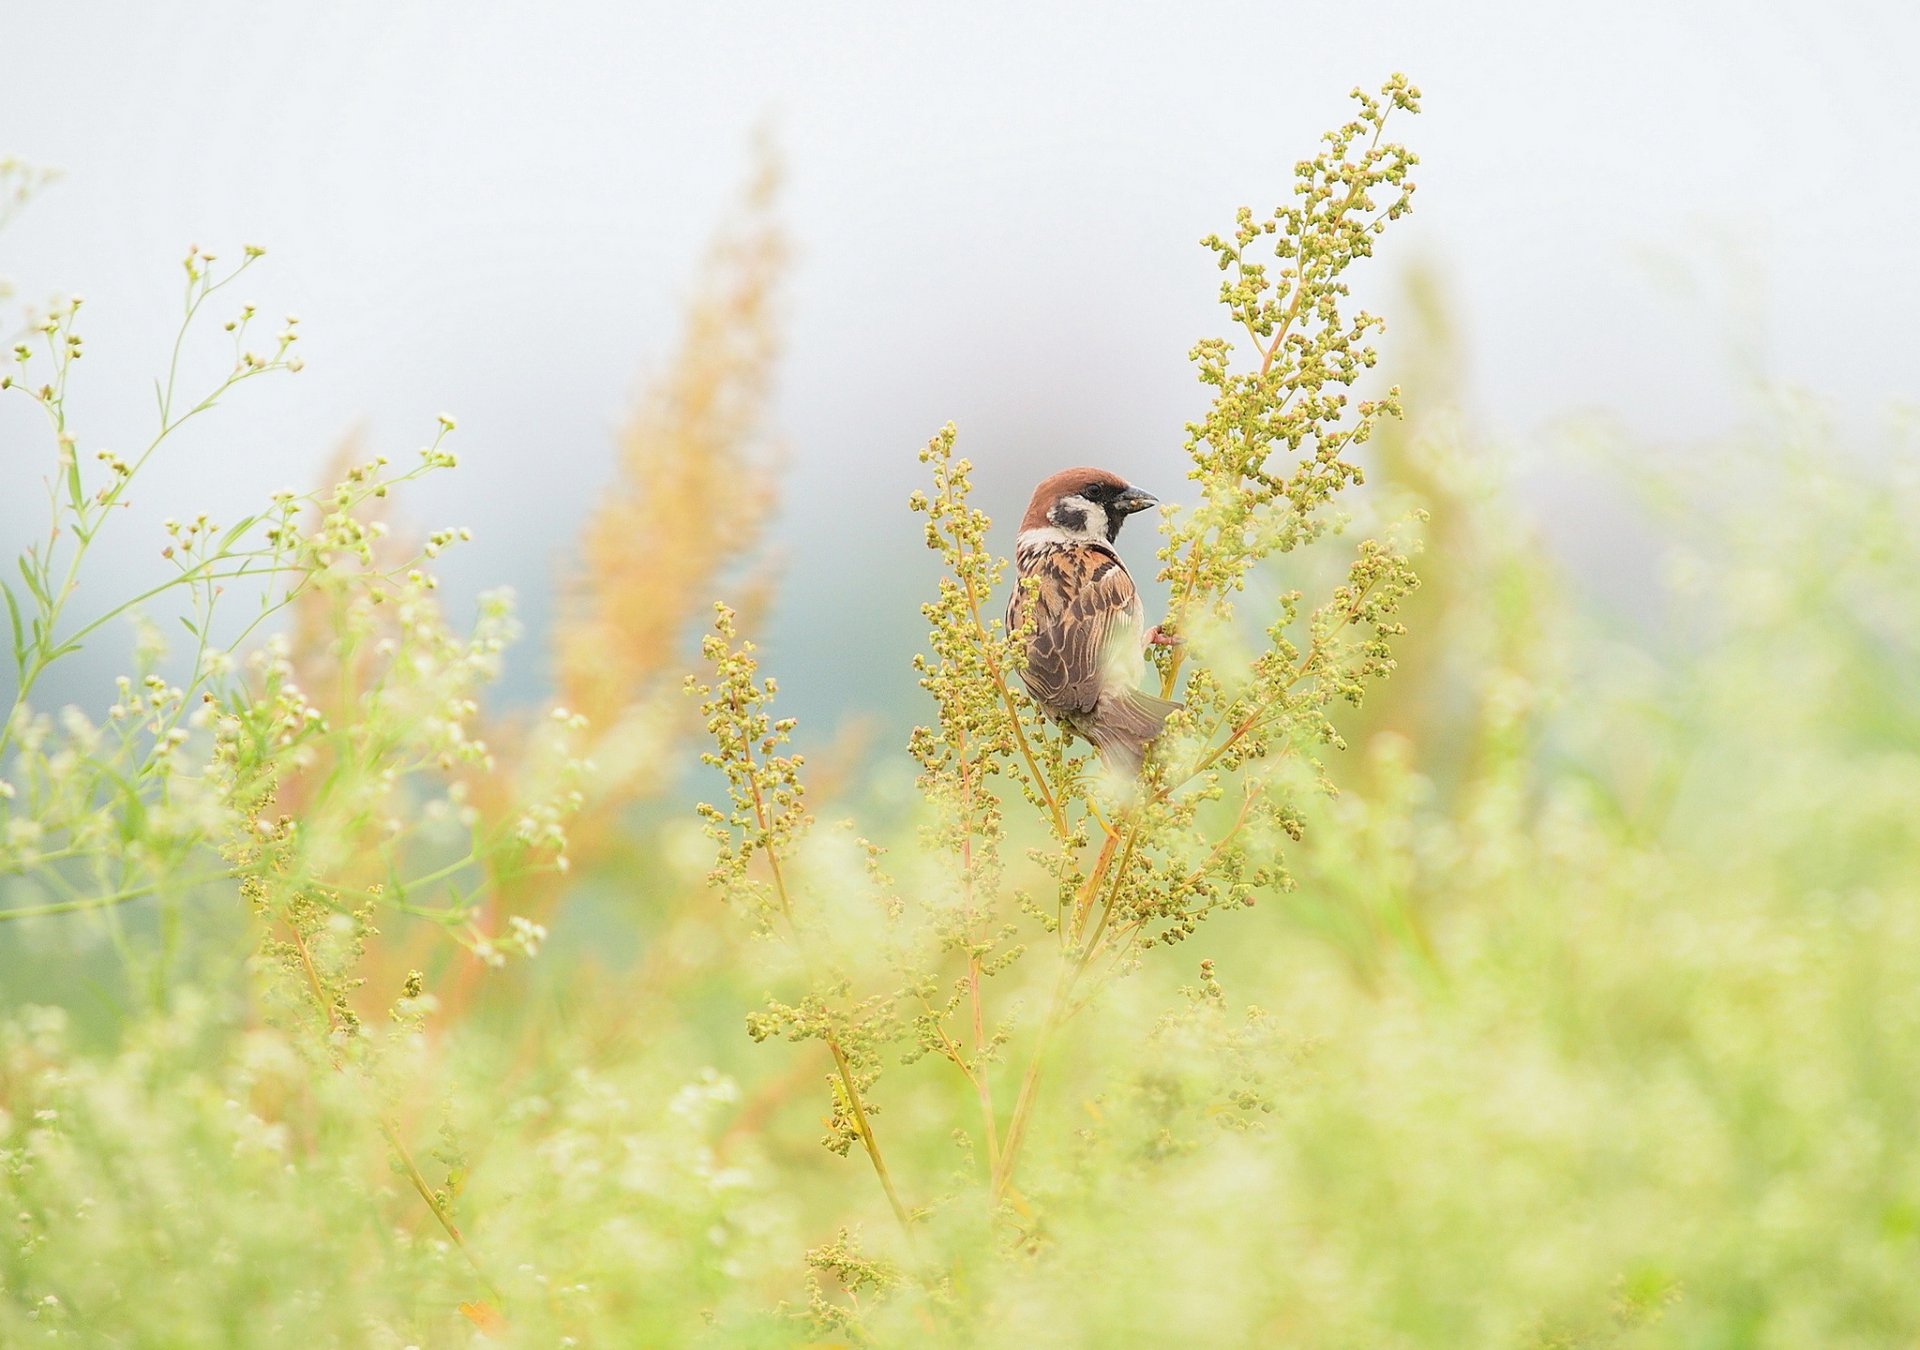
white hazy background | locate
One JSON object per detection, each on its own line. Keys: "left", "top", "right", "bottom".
{"left": 3, "top": 1, "right": 1913, "bottom": 728}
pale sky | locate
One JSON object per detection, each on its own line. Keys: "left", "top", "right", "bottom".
{"left": 3, "top": 1, "right": 1913, "bottom": 725}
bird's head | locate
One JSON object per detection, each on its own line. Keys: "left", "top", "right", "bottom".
{"left": 1018, "top": 467, "right": 1159, "bottom": 546}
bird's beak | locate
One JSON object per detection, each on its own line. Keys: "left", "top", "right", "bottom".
{"left": 1114, "top": 485, "right": 1159, "bottom": 514}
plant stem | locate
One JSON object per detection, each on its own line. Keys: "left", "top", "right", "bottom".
{"left": 0, "top": 874, "right": 221, "bottom": 922}
{"left": 956, "top": 564, "right": 1069, "bottom": 842}
{"left": 829, "top": 1039, "right": 914, "bottom": 1234}
{"left": 377, "top": 1114, "right": 503, "bottom": 1300}
{"left": 282, "top": 905, "right": 503, "bottom": 1298}
{"left": 967, "top": 954, "right": 1001, "bottom": 1172}
{"left": 992, "top": 810, "right": 1144, "bottom": 1201}
{"left": 991, "top": 563, "right": 1356, "bottom": 1198}
{"left": 730, "top": 692, "right": 916, "bottom": 1239}
{"left": 990, "top": 957, "right": 1074, "bottom": 1204}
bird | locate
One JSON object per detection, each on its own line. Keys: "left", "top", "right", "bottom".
{"left": 1006, "top": 467, "right": 1181, "bottom": 775}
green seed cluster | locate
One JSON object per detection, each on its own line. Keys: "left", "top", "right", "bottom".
{"left": 689, "top": 84, "right": 1427, "bottom": 1313}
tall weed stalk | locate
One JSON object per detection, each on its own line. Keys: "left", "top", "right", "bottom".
{"left": 689, "top": 78, "right": 1425, "bottom": 1289}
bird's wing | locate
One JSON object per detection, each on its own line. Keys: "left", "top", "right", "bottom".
{"left": 1020, "top": 544, "right": 1145, "bottom": 716}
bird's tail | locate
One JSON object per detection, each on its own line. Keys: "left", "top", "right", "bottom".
{"left": 1089, "top": 688, "right": 1182, "bottom": 776}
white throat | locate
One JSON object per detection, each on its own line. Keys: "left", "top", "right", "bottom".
{"left": 1015, "top": 525, "right": 1083, "bottom": 557}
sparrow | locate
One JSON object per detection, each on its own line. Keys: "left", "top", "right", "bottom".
{"left": 1006, "top": 467, "right": 1181, "bottom": 775}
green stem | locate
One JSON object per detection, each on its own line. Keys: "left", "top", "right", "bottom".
{"left": 0, "top": 874, "right": 222, "bottom": 922}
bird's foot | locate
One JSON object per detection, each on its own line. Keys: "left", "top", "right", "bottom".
{"left": 1146, "top": 624, "right": 1181, "bottom": 647}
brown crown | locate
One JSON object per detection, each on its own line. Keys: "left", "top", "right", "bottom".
{"left": 1019, "top": 467, "right": 1132, "bottom": 532}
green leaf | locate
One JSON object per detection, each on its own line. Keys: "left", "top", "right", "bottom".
{"left": 65, "top": 452, "right": 85, "bottom": 514}
{"left": 1, "top": 579, "right": 25, "bottom": 676}
{"left": 179, "top": 616, "right": 199, "bottom": 638}
{"left": 16, "top": 555, "right": 49, "bottom": 606}
{"left": 216, "top": 516, "right": 258, "bottom": 553}
{"left": 117, "top": 777, "right": 148, "bottom": 844}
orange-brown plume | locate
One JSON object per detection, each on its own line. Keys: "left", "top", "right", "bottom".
{"left": 553, "top": 145, "right": 787, "bottom": 729}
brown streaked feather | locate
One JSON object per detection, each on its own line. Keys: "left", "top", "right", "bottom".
{"left": 1010, "top": 467, "right": 1180, "bottom": 773}
{"left": 1007, "top": 540, "right": 1145, "bottom": 716}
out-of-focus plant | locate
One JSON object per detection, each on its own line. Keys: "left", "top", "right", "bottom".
{"left": 553, "top": 151, "right": 785, "bottom": 735}
{"left": 689, "top": 80, "right": 1424, "bottom": 1309}
{"left": 0, "top": 997, "right": 795, "bottom": 1345}
{"left": 0, "top": 138, "right": 800, "bottom": 1334}
{"left": 0, "top": 241, "right": 576, "bottom": 970}
{"left": 473, "top": 150, "right": 787, "bottom": 936}
{"left": 0, "top": 186, "right": 587, "bottom": 1320}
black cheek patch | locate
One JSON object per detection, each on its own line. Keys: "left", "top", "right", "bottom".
{"left": 1053, "top": 506, "right": 1087, "bottom": 532}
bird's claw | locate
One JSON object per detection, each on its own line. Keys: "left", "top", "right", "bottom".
{"left": 1146, "top": 625, "right": 1181, "bottom": 647}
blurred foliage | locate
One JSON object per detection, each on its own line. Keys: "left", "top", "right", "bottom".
{"left": 7, "top": 90, "right": 1920, "bottom": 1347}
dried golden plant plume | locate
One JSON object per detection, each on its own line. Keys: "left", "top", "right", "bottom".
{"left": 554, "top": 148, "right": 787, "bottom": 732}
{"left": 437, "top": 147, "right": 792, "bottom": 984}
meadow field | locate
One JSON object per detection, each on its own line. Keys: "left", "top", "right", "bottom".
{"left": 4, "top": 76, "right": 1920, "bottom": 1347}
